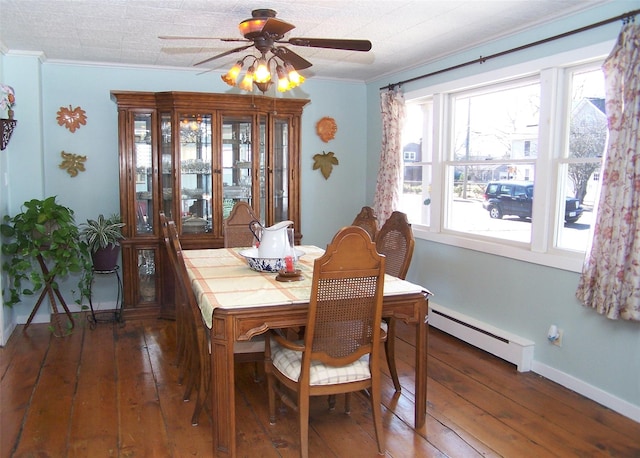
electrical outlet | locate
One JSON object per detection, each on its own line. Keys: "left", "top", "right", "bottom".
{"left": 552, "top": 328, "right": 564, "bottom": 347}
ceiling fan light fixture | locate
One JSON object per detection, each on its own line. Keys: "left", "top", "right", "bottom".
{"left": 255, "top": 81, "right": 272, "bottom": 93}
{"left": 239, "top": 66, "right": 255, "bottom": 91}
{"left": 164, "top": 8, "right": 371, "bottom": 94}
{"left": 254, "top": 57, "right": 271, "bottom": 84}
{"left": 284, "top": 62, "right": 305, "bottom": 87}
{"left": 275, "top": 65, "right": 291, "bottom": 92}
{"left": 221, "top": 60, "right": 244, "bottom": 87}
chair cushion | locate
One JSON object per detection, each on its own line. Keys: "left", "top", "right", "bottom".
{"left": 270, "top": 338, "right": 371, "bottom": 386}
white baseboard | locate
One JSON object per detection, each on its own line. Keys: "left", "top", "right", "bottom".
{"left": 429, "top": 302, "right": 535, "bottom": 372}
{"left": 429, "top": 302, "right": 640, "bottom": 424}
{"left": 532, "top": 360, "right": 640, "bottom": 423}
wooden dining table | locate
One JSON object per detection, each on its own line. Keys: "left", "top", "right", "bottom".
{"left": 184, "top": 245, "right": 431, "bottom": 457}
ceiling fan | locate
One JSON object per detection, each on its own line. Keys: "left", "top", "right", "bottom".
{"left": 159, "top": 8, "right": 372, "bottom": 93}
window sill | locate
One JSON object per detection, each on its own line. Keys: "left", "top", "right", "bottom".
{"left": 413, "top": 226, "right": 584, "bottom": 273}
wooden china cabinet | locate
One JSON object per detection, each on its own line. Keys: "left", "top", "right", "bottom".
{"left": 111, "top": 91, "right": 309, "bottom": 319}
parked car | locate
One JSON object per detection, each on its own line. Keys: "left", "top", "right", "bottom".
{"left": 482, "top": 180, "right": 583, "bottom": 223}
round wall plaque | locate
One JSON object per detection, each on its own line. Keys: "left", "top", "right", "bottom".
{"left": 316, "top": 116, "right": 337, "bottom": 142}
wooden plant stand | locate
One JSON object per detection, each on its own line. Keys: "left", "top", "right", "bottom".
{"left": 23, "top": 254, "right": 75, "bottom": 337}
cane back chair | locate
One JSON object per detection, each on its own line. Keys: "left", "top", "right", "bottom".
{"left": 223, "top": 201, "right": 260, "bottom": 248}
{"left": 351, "top": 206, "right": 378, "bottom": 241}
{"left": 376, "top": 211, "right": 415, "bottom": 392}
{"left": 265, "top": 226, "right": 386, "bottom": 457}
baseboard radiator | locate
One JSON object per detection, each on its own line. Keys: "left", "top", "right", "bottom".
{"left": 429, "top": 303, "right": 534, "bottom": 372}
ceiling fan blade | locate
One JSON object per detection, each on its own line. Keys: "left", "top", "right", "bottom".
{"left": 159, "top": 35, "right": 241, "bottom": 41}
{"left": 194, "top": 44, "right": 255, "bottom": 66}
{"left": 287, "top": 38, "right": 372, "bottom": 52}
{"left": 271, "top": 47, "right": 312, "bottom": 70}
{"left": 261, "top": 17, "right": 296, "bottom": 36}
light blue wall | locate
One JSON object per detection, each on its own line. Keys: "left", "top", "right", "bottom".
{"left": 1, "top": 0, "right": 638, "bottom": 419}
{"left": 1, "top": 53, "right": 47, "bottom": 331}
{"left": 365, "top": 1, "right": 640, "bottom": 417}
{"left": 0, "top": 57, "right": 367, "bottom": 327}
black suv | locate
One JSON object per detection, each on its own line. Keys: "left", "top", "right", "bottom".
{"left": 482, "top": 180, "right": 583, "bottom": 223}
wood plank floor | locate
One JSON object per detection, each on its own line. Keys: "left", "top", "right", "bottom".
{"left": 1, "top": 313, "right": 639, "bottom": 457}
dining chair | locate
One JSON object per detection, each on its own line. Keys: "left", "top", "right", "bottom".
{"left": 167, "top": 220, "right": 265, "bottom": 425}
{"left": 351, "top": 205, "right": 378, "bottom": 241}
{"left": 160, "top": 212, "right": 191, "bottom": 389}
{"left": 223, "top": 201, "right": 260, "bottom": 248}
{"left": 163, "top": 215, "right": 205, "bottom": 406}
{"left": 376, "top": 211, "right": 415, "bottom": 392}
{"left": 265, "top": 226, "right": 386, "bottom": 457}
{"left": 166, "top": 221, "right": 211, "bottom": 424}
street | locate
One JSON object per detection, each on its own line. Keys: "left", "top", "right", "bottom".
{"left": 402, "top": 195, "right": 594, "bottom": 251}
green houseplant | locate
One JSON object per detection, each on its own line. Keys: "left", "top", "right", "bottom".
{"left": 80, "top": 214, "right": 125, "bottom": 271}
{"left": 1, "top": 196, "right": 92, "bottom": 308}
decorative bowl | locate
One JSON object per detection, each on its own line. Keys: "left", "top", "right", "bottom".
{"left": 239, "top": 247, "right": 305, "bottom": 273}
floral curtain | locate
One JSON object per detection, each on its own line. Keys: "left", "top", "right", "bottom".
{"left": 374, "top": 88, "right": 406, "bottom": 226}
{"left": 575, "top": 22, "right": 640, "bottom": 321}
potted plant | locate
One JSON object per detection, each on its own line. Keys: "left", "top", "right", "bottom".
{"left": 1, "top": 196, "right": 92, "bottom": 308}
{"left": 80, "top": 214, "right": 125, "bottom": 271}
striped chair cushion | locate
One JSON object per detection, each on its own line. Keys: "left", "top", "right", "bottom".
{"left": 271, "top": 339, "right": 371, "bottom": 386}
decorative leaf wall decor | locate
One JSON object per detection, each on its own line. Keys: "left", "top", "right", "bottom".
{"left": 59, "top": 151, "right": 87, "bottom": 177}
{"left": 56, "top": 105, "right": 87, "bottom": 132}
{"left": 312, "top": 151, "right": 339, "bottom": 179}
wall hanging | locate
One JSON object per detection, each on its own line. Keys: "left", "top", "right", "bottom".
{"left": 312, "top": 151, "right": 338, "bottom": 179}
{"left": 59, "top": 151, "right": 87, "bottom": 177}
{"left": 56, "top": 105, "right": 87, "bottom": 132}
{"left": 1, "top": 119, "right": 17, "bottom": 150}
{"left": 316, "top": 116, "right": 337, "bottom": 142}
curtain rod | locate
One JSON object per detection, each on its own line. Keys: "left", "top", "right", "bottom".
{"left": 380, "top": 8, "right": 639, "bottom": 91}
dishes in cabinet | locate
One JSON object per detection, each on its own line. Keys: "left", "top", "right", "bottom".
{"left": 224, "top": 186, "right": 250, "bottom": 198}
{"left": 182, "top": 215, "right": 208, "bottom": 234}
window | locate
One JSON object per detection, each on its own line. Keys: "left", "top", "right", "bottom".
{"left": 399, "top": 49, "right": 608, "bottom": 272}
{"left": 399, "top": 102, "right": 433, "bottom": 227}
{"left": 445, "top": 79, "right": 539, "bottom": 244}
{"left": 556, "top": 66, "right": 606, "bottom": 251}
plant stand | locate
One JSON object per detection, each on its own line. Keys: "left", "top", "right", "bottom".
{"left": 87, "top": 266, "right": 123, "bottom": 329}
{"left": 24, "top": 254, "right": 75, "bottom": 337}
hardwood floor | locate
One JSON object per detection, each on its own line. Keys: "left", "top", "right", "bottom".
{"left": 1, "top": 313, "right": 638, "bottom": 457}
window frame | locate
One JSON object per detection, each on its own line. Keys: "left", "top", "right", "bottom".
{"left": 403, "top": 41, "right": 613, "bottom": 272}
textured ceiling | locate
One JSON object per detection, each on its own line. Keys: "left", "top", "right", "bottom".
{"left": 0, "top": 0, "right": 611, "bottom": 82}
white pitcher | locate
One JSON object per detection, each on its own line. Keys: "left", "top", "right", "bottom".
{"left": 250, "top": 220, "right": 293, "bottom": 258}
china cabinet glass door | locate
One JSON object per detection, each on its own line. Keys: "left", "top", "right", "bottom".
{"left": 137, "top": 248, "right": 156, "bottom": 303}
{"left": 160, "top": 112, "right": 173, "bottom": 220}
{"left": 179, "top": 114, "right": 213, "bottom": 234}
{"left": 221, "top": 115, "right": 254, "bottom": 220}
{"left": 273, "top": 117, "right": 290, "bottom": 223}
{"left": 258, "top": 115, "right": 267, "bottom": 224}
{"left": 134, "top": 112, "right": 153, "bottom": 235}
